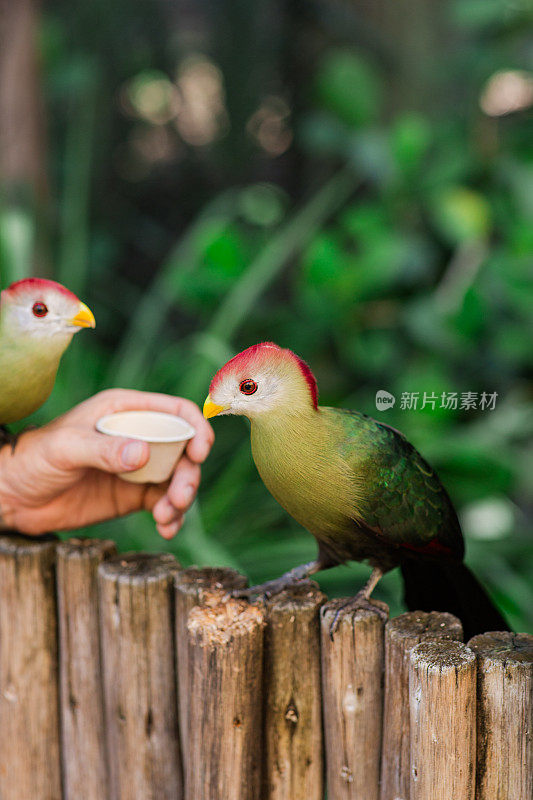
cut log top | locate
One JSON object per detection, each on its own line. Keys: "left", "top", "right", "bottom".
{"left": 266, "top": 580, "right": 325, "bottom": 614}
{"left": 0, "top": 532, "right": 57, "bottom": 555}
{"left": 388, "top": 610, "right": 463, "bottom": 642}
{"left": 321, "top": 597, "right": 387, "bottom": 629}
{"left": 98, "top": 552, "right": 179, "bottom": 584}
{"left": 188, "top": 597, "right": 265, "bottom": 646}
{"left": 57, "top": 537, "right": 116, "bottom": 560}
{"left": 469, "top": 631, "right": 533, "bottom": 666}
{"left": 175, "top": 565, "right": 247, "bottom": 599}
{"left": 411, "top": 639, "right": 476, "bottom": 671}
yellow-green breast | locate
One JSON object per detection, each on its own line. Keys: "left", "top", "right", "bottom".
{"left": 0, "top": 334, "right": 70, "bottom": 423}
{"left": 250, "top": 407, "right": 363, "bottom": 539}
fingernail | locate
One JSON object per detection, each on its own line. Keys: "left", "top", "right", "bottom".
{"left": 121, "top": 441, "right": 146, "bottom": 468}
{"left": 184, "top": 485, "right": 195, "bottom": 504}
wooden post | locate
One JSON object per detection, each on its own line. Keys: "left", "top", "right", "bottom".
{"left": 174, "top": 565, "right": 247, "bottom": 761}
{"left": 0, "top": 534, "right": 61, "bottom": 800}
{"left": 409, "top": 639, "right": 476, "bottom": 800}
{"left": 321, "top": 601, "right": 387, "bottom": 800}
{"left": 185, "top": 596, "right": 265, "bottom": 800}
{"left": 380, "top": 610, "right": 463, "bottom": 800}
{"left": 263, "top": 582, "right": 325, "bottom": 800}
{"left": 99, "top": 552, "right": 182, "bottom": 800}
{"left": 57, "top": 537, "right": 117, "bottom": 800}
{"left": 469, "top": 631, "right": 533, "bottom": 800}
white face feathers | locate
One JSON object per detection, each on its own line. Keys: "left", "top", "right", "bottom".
{"left": 0, "top": 281, "right": 93, "bottom": 341}
{"left": 210, "top": 368, "right": 287, "bottom": 417}
{"left": 209, "top": 354, "right": 316, "bottom": 419}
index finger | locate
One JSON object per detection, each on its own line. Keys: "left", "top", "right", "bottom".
{"left": 178, "top": 398, "right": 215, "bottom": 463}
{"left": 61, "top": 389, "right": 214, "bottom": 462}
{"left": 63, "top": 389, "right": 190, "bottom": 423}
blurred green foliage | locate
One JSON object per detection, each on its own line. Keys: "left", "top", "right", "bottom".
{"left": 1, "top": 0, "right": 531, "bottom": 631}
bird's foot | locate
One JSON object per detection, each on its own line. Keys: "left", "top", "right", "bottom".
{"left": 329, "top": 592, "right": 389, "bottom": 640}
{"left": 0, "top": 426, "right": 20, "bottom": 454}
{"left": 232, "top": 574, "right": 303, "bottom": 602}
{"left": 232, "top": 560, "right": 325, "bottom": 603}
{"left": 232, "top": 561, "right": 318, "bottom": 602}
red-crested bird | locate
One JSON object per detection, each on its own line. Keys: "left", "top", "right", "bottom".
{"left": 0, "top": 278, "right": 95, "bottom": 444}
{"left": 203, "top": 342, "right": 509, "bottom": 638}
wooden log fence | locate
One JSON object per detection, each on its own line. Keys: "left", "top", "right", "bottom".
{"left": 57, "top": 538, "right": 117, "bottom": 800}
{"left": 264, "top": 582, "right": 325, "bottom": 800}
{"left": 99, "top": 552, "right": 182, "bottom": 800}
{"left": 0, "top": 535, "right": 62, "bottom": 800}
{"left": 321, "top": 601, "right": 386, "bottom": 800}
{"left": 185, "top": 596, "right": 264, "bottom": 800}
{"left": 0, "top": 533, "right": 530, "bottom": 800}
{"left": 174, "top": 565, "right": 248, "bottom": 764}
{"left": 409, "top": 640, "right": 477, "bottom": 800}
{"left": 380, "top": 610, "right": 463, "bottom": 800}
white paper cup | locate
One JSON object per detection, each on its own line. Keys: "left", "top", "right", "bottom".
{"left": 96, "top": 411, "right": 195, "bottom": 484}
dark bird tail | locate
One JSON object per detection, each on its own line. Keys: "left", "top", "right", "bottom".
{"left": 400, "top": 558, "right": 510, "bottom": 640}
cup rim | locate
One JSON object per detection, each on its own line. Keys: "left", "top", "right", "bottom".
{"left": 95, "top": 410, "right": 196, "bottom": 443}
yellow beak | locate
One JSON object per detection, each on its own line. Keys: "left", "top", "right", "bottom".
{"left": 203, "top": 395, "right": 226, "bottom": 419}
{"left": 69, "top": 301, "right": 96, "bottom": 329}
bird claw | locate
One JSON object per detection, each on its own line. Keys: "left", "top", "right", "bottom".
{"left": 329, "top": 594, "right": 389, "bottom": 640}
{"left": 232, "top": 575, "right": 302, "bottom": 602}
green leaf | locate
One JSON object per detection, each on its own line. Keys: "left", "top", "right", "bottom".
{"left": 390, "top": 113, "right": 432, "bottom": 172}
{"left": 314, "top": 48, "right": 383, "bottom": 128}
{"left": 238, "top": 184, "right": 287, "bottom": 227}
{"left": 431, "top": 187, "right": 492, "bottom": 244}
{"left": 302, "top": 232, "right": 347, "bottom": 287}
{"left": 451, "top": 0, "right": 516, "bottom": 30}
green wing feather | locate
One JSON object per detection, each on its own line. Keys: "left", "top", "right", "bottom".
{"left": 326, "top": 408, "right": 464, "bottom": 558}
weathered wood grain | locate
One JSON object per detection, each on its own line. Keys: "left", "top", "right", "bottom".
{"left": 185, "top": 596, "right": 265, "bottom": 800}
{"left": 321, "top": 600, "right": 387, "bottom": 800}
{"left": 57, "top": 537, "right": 117, "bottom": 800}
{"left": 263, "top": 582, "right": 325, "bottom": 800}
{"left": 174, "top": 565, "right": 248, "bottom": 761}
{"left": 0, "top": 534, "right": 61, "bottom": 800}
{"left": 469, "top": 631, "right": 533, "bottom": 800}
{"left": 409, "top": 639, "right": 476, "bottom": 800}
{"left": 380, "top": 610, "right": 463, "bottom": 800}
{"left": 99, "top": 552, "right": 182, "bottom": 800}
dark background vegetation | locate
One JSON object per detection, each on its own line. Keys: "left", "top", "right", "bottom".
{"left": 1, "top": 0, "right": 531, "bottom": 631}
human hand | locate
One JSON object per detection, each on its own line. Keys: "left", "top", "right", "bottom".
{"left": 0, "top": 389, "right": 214, "bottom": 539}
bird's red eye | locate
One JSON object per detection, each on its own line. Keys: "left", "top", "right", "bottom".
{"left": 32, "top": 302, "right": 48, "bottom": 317}
{"left": 239, "top": 379, "right": 258, "bottom": 395}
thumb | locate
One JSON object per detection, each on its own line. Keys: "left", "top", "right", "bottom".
{"left": 117, "top": 440, "right": 150, "bottom": 471}
{"left": 51, "top": 429, "right": 150, "bottom": 474}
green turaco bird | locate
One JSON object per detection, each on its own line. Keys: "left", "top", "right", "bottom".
{"left": 203, "top": 342, "right": 509, "bottom": 638}
{"left": 0, "top": 278, "right": 95, "bottom": 444}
